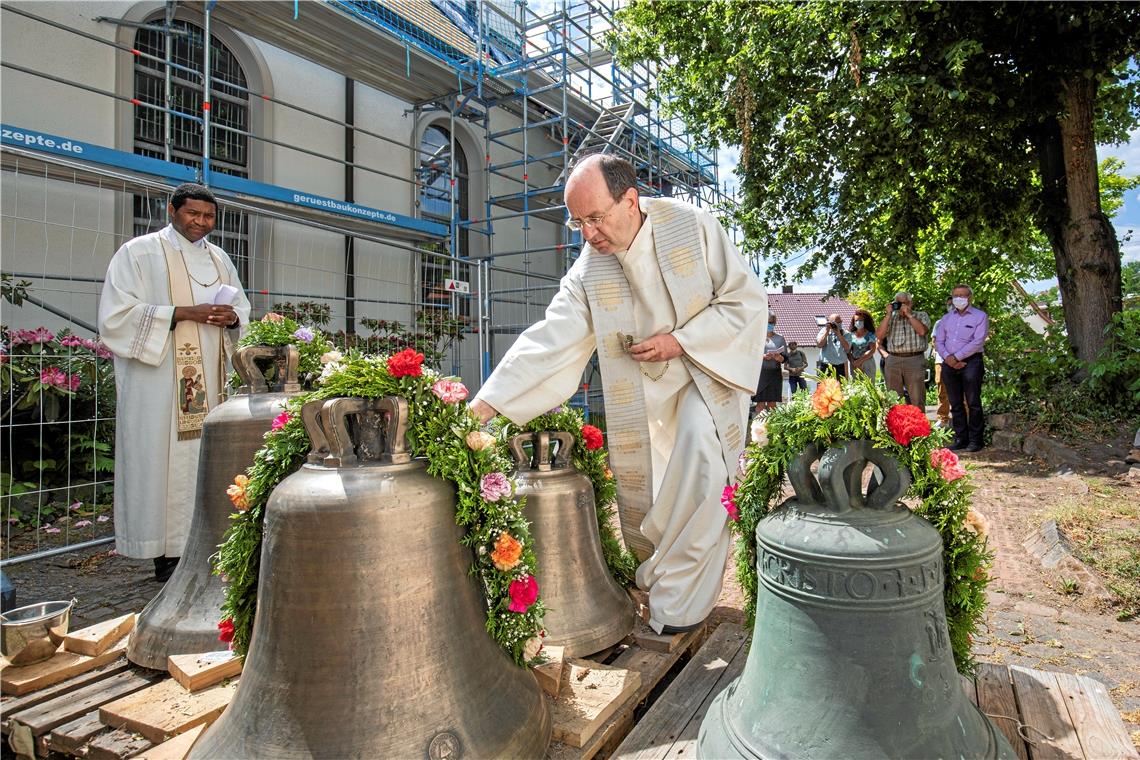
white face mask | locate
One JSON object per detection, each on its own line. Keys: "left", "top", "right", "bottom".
{"left": 854, "top": 320, "right": 864, "bottom": 329}
{"left": 952, "top": 296, "right": 969, "bottom": 311}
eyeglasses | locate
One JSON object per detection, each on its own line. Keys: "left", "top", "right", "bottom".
{"left": 565, "top": 198, "right": 620, "bottom": 232}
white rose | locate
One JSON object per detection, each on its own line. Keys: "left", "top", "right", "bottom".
{"left": 523, "top": 636, "right": 544, "bottom": 661}
{"left": 750, "top": 417, "right": 768, "bottom": 446}
{"left": 466, "top": 430, "right": 496, "bottom": 451}
{"left": 320, "top": 350, "right": 343, "bottom": 364}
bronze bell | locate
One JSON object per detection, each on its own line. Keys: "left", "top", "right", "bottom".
{"left": 190, "top": 396, "right": 552, "bottom": 759}
{"left": 698, "top": 439, "right": 1015, "bottom": 759}
{"left": 127, "top": 345, "right": 301, "bottom": 670}
{"left": 510, "top": 431, "right": 635, "bottom": 657}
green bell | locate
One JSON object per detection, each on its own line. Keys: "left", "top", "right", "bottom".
{"left": 698, "top": 440, "right": 1015, "bottom": 759}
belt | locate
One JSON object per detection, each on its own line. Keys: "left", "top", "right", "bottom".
{"left": 890, "top": 351, "right": 925, "bottom": 357}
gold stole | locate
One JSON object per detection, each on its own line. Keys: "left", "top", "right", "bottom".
{"left": 579, "top": 198, "right": 746, "bottom": 562}
{"left": 160, "top": 238, "right": 226, "bottom": 441}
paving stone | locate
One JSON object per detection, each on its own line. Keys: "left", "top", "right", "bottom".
{"left": 1013, "top": 600, "right": 1061, "bottom": 618}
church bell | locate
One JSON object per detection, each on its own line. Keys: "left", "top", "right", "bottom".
{"left": 510, "top": 431, "right": 635, "bottom": 657}
{"left": 127, "top": 345, "right": 301, "bottom": 670}
{"left": 698, "top": 440, "right": 1015, "bottom": 759}
{"left": 189, "top": 396, "right": 551, "bottom": 759}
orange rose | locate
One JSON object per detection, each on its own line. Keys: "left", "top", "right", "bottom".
{"left": 226, "top": 474, "right": 250, "bottom": 511}
{"left": 262, "top": 312, "right": 284, "bottom": 323}
{"left": 811, "top": 378, "right": 844, "bottom": 418}
{"left": 491, "top": 531, "right": 523, "bottom": 571}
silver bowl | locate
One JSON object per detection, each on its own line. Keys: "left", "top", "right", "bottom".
{"left": 1, "top": 600, "right": 74, "bottom": 666}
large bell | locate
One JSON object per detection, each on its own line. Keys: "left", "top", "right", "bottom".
{"left": 190, "top": 396, "right": 551, "bottom": 759}
{"left": 698, "top": 440, "right": 1015, "bottom": 759}
{"left": 510, "top": 431, "right": 635, "bottom": 657}
{"left": 127, "top": 345, "right": 301, "bottom": 670}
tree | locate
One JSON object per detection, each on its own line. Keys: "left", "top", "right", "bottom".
{"left": 614, "top": 1, "right": 1140, "bottom": 364}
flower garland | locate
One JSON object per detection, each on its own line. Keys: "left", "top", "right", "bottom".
{"left": 231, "top": 312, "right": 335, "bottom": 386}
{"left": 214, "top": 349, "right": 546, "bottom": 665}
{"left": 726, "top": 373, "right": 992, "bottom": 672}
{"left": 498, "top": 407, "right": 640, "bottom": 586}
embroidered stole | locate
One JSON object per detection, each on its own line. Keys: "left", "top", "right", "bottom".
{"left": 579, "top": 199, "right": 746, "bottom": 562}
{"left": 160, "top": 238, "right": 227, "bottom": 441}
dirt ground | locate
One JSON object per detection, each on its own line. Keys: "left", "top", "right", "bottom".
{"left": 4, "top": 432, "right": 1138, "bottom": 750}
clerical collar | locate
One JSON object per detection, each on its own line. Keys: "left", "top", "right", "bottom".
{"left": 614, "top": 211, "right": 654, "bottom": 264}
{"left": 165, "top": 224, "right": 206, "bottom": 251}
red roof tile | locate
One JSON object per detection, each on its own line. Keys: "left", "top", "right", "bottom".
{"left": 766, "top": 292, "right": 860, "bottom": 346}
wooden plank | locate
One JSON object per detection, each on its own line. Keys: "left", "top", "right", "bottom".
{"left": 533, "top": 645, "right": 565, "bottom": 698}
{"left": 135, "top": 724, "right": 205, "bottom": 760}
{"left": 1008, "top": 665, "right": 1083, "bottom": 760}
{"left": 633, "top": 622, "right": 703, "bottom": 654}
{"left": 10, "top": 669, "right": 162, "bottom": 736}
{"left": 64, "top": 614, "right": 136, "bottom": 657}
{"left": 99, "top": 677, "right": 238, "bottom": 745}
{"left": 551, "top": 659, "right": 642, "bottom": 748}
{"left": 86, "top": 728, "right": 153, "bottom": 760}
{"left": 960, "top": 673, "right": 978, "bottom": 706}
{"left": 612, "top": 622, "right": 749, "bottom": 760}
{"left": 1, "top": 660, "right": 130, "bottom": 733}
{"left": 48, "top": 711, "right": 107, "bottom": 755}
{"left": 975, "top": 662, "right": 1029, "bottom": 760}
{"left": 167, "top": 651, "right": 242, "bottom": 693}
{"left": 1050, "top": 670, "right": 1139, "bottom": 760}
{"left": 1, "top": 635, "right": 129, "bottom": 696}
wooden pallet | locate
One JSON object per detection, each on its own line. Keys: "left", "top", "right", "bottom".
{"left": 611, "top": 622, "right": 1139, "bottom": 760}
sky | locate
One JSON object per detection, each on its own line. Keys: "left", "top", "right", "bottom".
{"left": 718, "top": 129, "right": 1140, "bottom": 295}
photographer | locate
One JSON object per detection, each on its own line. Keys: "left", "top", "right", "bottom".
{"left": 875, "top": 291, "right": 930, "bottom": 404}
{"left": 815, "top": 312, "right": 851, "bottom": 378}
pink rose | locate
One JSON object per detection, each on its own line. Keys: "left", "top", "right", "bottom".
{"left": 271, "top": 412, "right": 292, "bottom": 431}
{"left": 431, "top": 379, "right": 469, "bottom": 403}
{"left": 930, "top": 448, "right": 967, "bottom": 482}
{"left": 480, "top": 472, "right": 512, "bottom": 502}
{"left": 508, "top": 574, "right": 539, "bottom": 613}
{"left": 721, "top": 483, "right": 740, "bottom": 522}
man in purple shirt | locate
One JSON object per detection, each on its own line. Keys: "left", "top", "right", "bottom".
{"left": 934, "top": 284, "right": 989, "bottom": 452}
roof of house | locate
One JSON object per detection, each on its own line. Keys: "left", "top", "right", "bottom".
{"left": 767, "top": 292, "right": 860, "bottom": 346}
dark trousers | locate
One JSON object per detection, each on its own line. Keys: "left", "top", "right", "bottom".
{"left": 820, "top": 362, "right": 847, "bottom": 379}
{"left": 788, "top": 375, "right": 808, "bottom": 395}
{"left": 942, "top": 355, "right": 985, "bottom": 446}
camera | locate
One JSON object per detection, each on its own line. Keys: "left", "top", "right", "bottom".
{"left": 891, "top": 301, "right": 902, "bottom": 312}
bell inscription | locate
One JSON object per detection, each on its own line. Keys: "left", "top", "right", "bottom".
{"left": 759, "top": 549, "right": 942, "bottom": 603}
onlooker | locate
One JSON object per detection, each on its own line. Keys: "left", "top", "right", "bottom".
{"left": 931, "top": 296, "right": 954, "bottom": 428}
{"left": 816, "top": 312, "right": 851, "bottom": 377}
{"left": 785, "top": 340, "right": 808, "bottom": 396}
{"left": 876, "top": 291, "right": 930, "bottom": 404}
{"left": 934, "top": 284, "right": 989, "bottom": 452}
{"left": 753, "top": 314, "right": 787, "bottom": 412}
{"left": 847, "top": 309, "right": 878, "bottom": 379}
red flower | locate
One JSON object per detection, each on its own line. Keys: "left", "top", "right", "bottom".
{"left": 387, "top": 348, "right": 424, "bottom": 378}
{"left": 217, "top": 617, "right": 235, "bottom": 643}
{"left": 581, "top": 424, "right": 604, "bottom": 451}
{"left": 721, "top": 484, "right": 740, "bottom": 522}
{"left": 508, "top": 574, "right": 539, "bottom": 613}
{"left": 885, "top": 404, "right": 932, "bottom": 446}
{"left": 271, "top": 412, "right": 291, "bottom": 431}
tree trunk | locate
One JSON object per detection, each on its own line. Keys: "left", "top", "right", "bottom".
{"left": 1041, "top": 75, "right": 1123, "bottom": 368}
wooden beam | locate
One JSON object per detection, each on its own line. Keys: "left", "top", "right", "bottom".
{"left": 64, "top": 614, "right": 136, "bottom": 657}
{"left": 1008, "top": 665, "right": 1083, "bottom": 760}
{"left": 2, "top": 635, "right": 129, "bottom": 696}
{"left": 99, "top": 677, "right": 238, "bottom": 745}
{"left": 975, "top": 662, "right": 1029, "bottom": 760}
{"left": 551, "top": 659, "right": 641, "bottom": 748}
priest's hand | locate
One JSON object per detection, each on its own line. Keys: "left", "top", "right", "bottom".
{"left": 630, "top": 334, "right": 683, "bottom": 363}
{"left": 173, "top": 304, "right": 239, "bottom": 328}
{"left": 469, "top": 398, "right": 498, "bottom": 424}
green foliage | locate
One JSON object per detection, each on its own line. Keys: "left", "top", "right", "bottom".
{"left": 736, "top": 373, "right": 991, "bottom": 672}
{"left": 233, "top": 314, "right": 334, "bottom": 388}
{"left": 499, "top": 407, "right": 640, "bottom": 587}
{"left": 352, "top": 310, "right": 466, "bottom": 371}
{"left": 215, "top": 354, "right": 547, "bottom": 665}
{"left": 270, "top": 300, "right": 331, "bottom": 328}
{"left": 2, "top": 274, "right": 32, "bottom": 307}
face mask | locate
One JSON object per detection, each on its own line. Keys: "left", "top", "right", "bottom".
{"left": 952, "top": 297, "right": 969, "bottom": 310}
{"left": 767, "top": 324, "right": 775, "bottom": 334}
{"left": 854, "top": 320, "right": 864, "bottom": 329}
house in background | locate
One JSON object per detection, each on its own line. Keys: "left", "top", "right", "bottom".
{"left": 766, "top": 286, "right": 859, "bottom": 395}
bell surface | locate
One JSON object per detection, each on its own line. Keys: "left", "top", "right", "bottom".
{"left": 698, "top": 440, "right": 1015, "bottom": 759}
{"left": 511, "top": 431, "right": 635, "bottom": 657}
{"left": 127, "top": 345, "right": 301, "bottom": 670}
{"left": 190, "top": 397, "right": 551, "bottom": 759}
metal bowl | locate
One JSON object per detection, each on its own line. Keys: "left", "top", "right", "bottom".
{"left": 1, "top": 600, "right": 74, "bottom": 666}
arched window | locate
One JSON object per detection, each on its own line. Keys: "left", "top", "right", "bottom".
{"left": 417, "top": 124, "right": 469, "bottom": 314}
{"left": 132, "top": 19, "right": 250, "bottom": 279}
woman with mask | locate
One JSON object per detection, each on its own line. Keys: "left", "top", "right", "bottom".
{"left": 752, "top": 313, "right": 788, "bottom": 413}
{"left": 847, "top": 309, "right": 878, "bottom": 379}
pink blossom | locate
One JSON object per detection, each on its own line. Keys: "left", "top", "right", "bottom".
{"left": 44, "top": 527, "right": 61, "bottom": 534}
{"left": 721, "top": 484, "right": 740, "bottom": 522}
{"left": 508, "top": 575, "right": 539, "bottom": 613}
{"left": 930, "top": 448, "right": 967, "bottom": 482}
{"left": 74, "top": 519, "right": 92, "bottom": 528}
{"left": 271, "top": 412, "right": 292, "bottom": 431}
{"left": 60, "top": 335, "right": 84, "bottom": 348}
{"left": 68, "top": 373, "right": 82, "bottom": 391}
{"left": 9, "top": 327, "right": 55, "bottom": 346}
{"left": 40, "top": 367, "right": 69, "bottom": 388}
{"left": 70, "top": 502, "right": 82, "bottom": 511}
{"left": 479, "top": 472, "right": 512, "bottom": 502}
{"left": 96, "top": 515, "right": 110, "bottom": 523}
{"left": 431, "top": 379, "right": 469, "bottom": 403}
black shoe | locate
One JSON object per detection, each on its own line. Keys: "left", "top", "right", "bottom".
{"left": 965, "top": 443, "right": 984, "bottom": 453}
{"left": 948, "top": 442, "right": 969, "bottom": 452}
{"left": 660, "top": 621, "right": 705, "bottom": 635}
{"left": 153, "top": 556, "right": 179, "bottom": 583}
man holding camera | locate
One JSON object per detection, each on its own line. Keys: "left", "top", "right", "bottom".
{"left": 875, "top": 292, "right": 930, "bottom": 404}
{"left": 815, "top": 313, "right": 851, "bottom": 377}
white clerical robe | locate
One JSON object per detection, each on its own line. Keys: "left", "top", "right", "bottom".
{"left": 477, "top": 201, "right": 766, "bottom": 632}
{"left": 98, "top": 225, "right": 250, "bottom": 558}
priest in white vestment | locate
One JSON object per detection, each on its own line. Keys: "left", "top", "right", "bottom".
{"left": 98, "top": 183, "right": 250, "bottom": 580}
{"left": 472, "top": 155, "right": 766, "bottom": 634}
